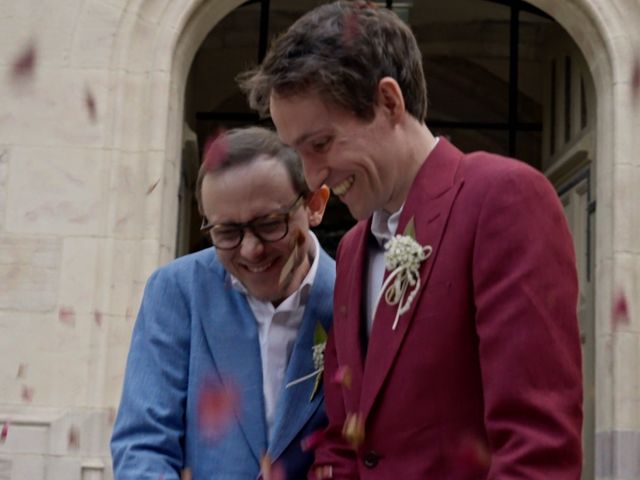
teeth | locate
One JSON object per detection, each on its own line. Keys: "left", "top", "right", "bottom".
{"left": 332, "top": 176, "right": 354, "bottom": 196}
{"left": 245, "top": 260, "right": 273, "bottom": 273}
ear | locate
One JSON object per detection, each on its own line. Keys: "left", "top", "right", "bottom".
{"left": 377, "top": 77, "right": 405, "bottom": 122}
{"left": 306, "top": 185, "right": 330, "bottom": 227}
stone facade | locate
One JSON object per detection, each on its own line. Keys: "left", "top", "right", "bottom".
{"left": 0, "top": 0, "right": 638, "bottom": 478}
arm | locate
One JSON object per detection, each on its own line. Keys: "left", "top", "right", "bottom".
{"left": 111, "top": 268, "right": 191, "bottom": 480}
{"left": 473, "top": 165, "right": 583, "bottom": 478}
{"left": 310, "top": 243, "right": 359, "bottom": 479}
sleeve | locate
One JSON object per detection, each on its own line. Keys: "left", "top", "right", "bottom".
{"left": 472, "top": 165, "right": 583, "bottom": 479}
{"left": 110, "top": 268, "right": 191, "bottom": 480}
{"left": 310, "top": 242, "right": 359, "bottom": 480}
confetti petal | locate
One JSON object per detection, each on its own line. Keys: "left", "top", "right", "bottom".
{"left": 197, "top": 378, "right": 239, "bottom": 440}
{"left": 93, "top": 310, "right": 103, "bottom": 327}
{"left": 341, "top": 412, "right": 365, "bottom": 449}
{"left": 68, "top": 426, "right": 80, "bottom": 450}
{"left": 612, "top": 291, "right": 630, "bottom": 329}
{"left": 146, "top": 178, "right": 161, "bottom": 195}
{"left": 632, "top": 58, "right": 640, "bottom": 101}
{"left": 301, "top": 429, "right": 325, "bottom": 451}
{"left": 260, "top": 455, "right": 286, "bottom": 480}
{"left": 21, "top": 386, "right": 34, "bottom": 403}
{"left": 312, "top": 465, "right": 333, "bottom": 480}
{"left": 278, "top": 242, "right": 298, "bottom": 287}
{"left": 11, "top": 41, "right": 37, "bottom": 81}
{"left": 1, "top": 421, "right": 8, "bottom": 444}
{"left": 332, "top": 365, "right": 352, "bottom": 389}
{"left": 202, "top": 130, "right": 228, "bottom": 171}
{"left": 16, "top": 363, "right": 27, "bottom": 379}
{"left": 85, "top": 87, "right": 97, "bottom": 122}
{"left": 180, "top": 469, "right": 192, "bottom": 480}
{"left": 451, "top": 435, "right": 491, "bottom": 474}
{"left": 58, "top": 306, "right": 76, "bottom": 327}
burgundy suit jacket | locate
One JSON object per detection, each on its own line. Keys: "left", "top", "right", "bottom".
{"left": 312, "top": 139, "right": 583, "bottom": 479}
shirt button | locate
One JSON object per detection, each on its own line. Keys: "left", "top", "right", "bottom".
{"left": 363, "top": 450, "right": 380, "bottom": 468}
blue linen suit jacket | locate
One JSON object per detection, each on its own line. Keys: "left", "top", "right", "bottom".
{"left": 111, "top": 246, "right": 335, "bottom": 479}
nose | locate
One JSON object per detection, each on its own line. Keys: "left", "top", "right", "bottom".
{"left": 301, "top": 155, "right": 329, "bottom": 192}
{"left": 239, "top": 229, "right": 265, "bottom": 260}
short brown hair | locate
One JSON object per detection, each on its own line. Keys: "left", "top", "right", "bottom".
{"left": 238, "top": 1, "right": 427, "bottom": 122}
{"left": 195, "top": 126, "right": 309, "bottom": 214}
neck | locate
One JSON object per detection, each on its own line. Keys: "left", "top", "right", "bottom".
{"left": 385, "top": 122, "right": 437, "bottom": 213}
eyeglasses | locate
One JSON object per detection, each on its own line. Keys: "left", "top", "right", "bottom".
{"left": 200, "top": 194, "right": 306, "bottom": 250}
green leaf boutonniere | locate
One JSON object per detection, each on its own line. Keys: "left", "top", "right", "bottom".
{"left": 374, "top": 216, "right": 433, "bottom": 330}
{"left": 285, "top": 321, "right": 327, "bottom": 401}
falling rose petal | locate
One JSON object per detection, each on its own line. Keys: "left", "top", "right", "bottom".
{"left": 301, "top": 429, "right": 325, "bottom": 451}
{"left": 632, "top": 58, "right": 640, "bottom": 101}
{"left": 332, "top": 365, "right": 352, "bottom": 389}
{"left": 93, "top": 310, "right": 103, "bottom": 327}
{"left": 341, "top": 412, "right": 365, "bottom": 449}
{"left": 146, "top": 178, "right": 161, "bottom": 195}
{"left": 21, "top": 386, "right": 34, "bottom": 402}
{"left": 197, "top": 379, "right": 239, "bottom": 440}
{"left": 260, "top": 455, "right": 286, "bottom": 480}
{"left": 58, "top": 306, "right": 76, "bottom": 326}
{"left": 11, "top": 41, "right": 37, "bottom": 81}
{"left": 180, "top": 469, "right": 192, "bottom": 480}
{"left": 612, "top": 291, "right": 630, "bottom": 329}
{"left": 1, "top": 421, "right": 8, "bottom": 444}
{"left": 278, "top": 242, "right": 298, "bottom": 287}
{"left": 451, "top": 435, "right": 491, "bottom": 474}
{"left": 85, "top": 87, "right": 97, "bottom": 122}
{"left": 68, "top": 426, "right": 80, "bottom": 450}
{"left": 16, "top": 363, "right": 27, "bottom": 379}
{"left": 312, "top": 465, "right": 333, "bottom": 480}
{"left": 202, "top": 130, "right": 228, "bottom": 171}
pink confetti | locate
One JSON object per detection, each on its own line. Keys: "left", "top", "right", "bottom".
{"left": 93, "top": 310, "right": 103, "bottom": 327}
{"left": 180, "top": 469, "right": 192, "bottom": 480}
{"left": 202, "top": 130, "right": 228, "bottom": 171}
{"left": 58, "top": 306, "right": 76, "bottom": 326}
{"left": 146, "top": 178, "right": 160, "bottom": 195}
{"left": 612, "top": 291, "right": 630, "bottom": 329}
{"left": 332, "top": 365, "right": 352, "bottom": 389}
{"left": 85, "top": 87, "right": 97, "bottom": 122}
{"left": 197, "top": 379, "right": 239, "bottom": 440}
{"left": 21, "top": 386, "right": 34, "bottom": 403}
{"left": 1, "top": 421, "right": 8, "bottom": 444}
{"left": 451, "top": 435, "right": 491, "bottom": 475}
{"left": 68, "top": 426, "right": 80, "bottom": 450}
{"left": 301, "top": 429, "right": 325, "bottom": 451}
{"left": 11, "top": 41, "right": 36, "bottom": 81}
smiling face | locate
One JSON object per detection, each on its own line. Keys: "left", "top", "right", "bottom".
{"left": 269, "top": 90, "right": 403, "bottom": 220}
{"left": 200, "top": 157, "right": 326, "bottom": 304}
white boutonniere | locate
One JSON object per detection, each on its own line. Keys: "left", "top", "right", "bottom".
{"left": 374, "top": 218, "right": 433, "bottom": 330}
{"left": 285, "top": 321, "right": 327, "bottom": 401}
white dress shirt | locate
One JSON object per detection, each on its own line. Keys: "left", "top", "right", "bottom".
{"left": 230, "top": 232, "right": 320, "bottom": 440}
{"left": 366, "top": 208, "right": 402, "bottom": 336}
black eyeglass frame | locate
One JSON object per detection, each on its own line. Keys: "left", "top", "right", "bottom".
{"left": 200, "top": 193, "right": 306, "bottom": 250}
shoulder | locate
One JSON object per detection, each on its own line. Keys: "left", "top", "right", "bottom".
{"left": 146, "top": 247, "right": 226, "bottom": 289}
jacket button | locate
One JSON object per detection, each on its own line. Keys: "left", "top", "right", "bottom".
{"left": 363, "top": 450, "right": 379, "bottom": 468}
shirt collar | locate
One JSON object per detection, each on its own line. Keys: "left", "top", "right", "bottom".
{"left": 229, "top": 231, "right": 320, "bottom": 311}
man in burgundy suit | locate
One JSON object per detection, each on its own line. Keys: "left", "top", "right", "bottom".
{"left": 240, "top": 2, "right": 583, "bottom": 478}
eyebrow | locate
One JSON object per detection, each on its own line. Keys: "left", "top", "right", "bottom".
{"left": 292, "top": 128, "right": 330, "bottom": 148}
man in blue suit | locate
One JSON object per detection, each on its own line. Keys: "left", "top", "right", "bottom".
{"left": 111, "top": 127, "right": 335, "bottom": 479}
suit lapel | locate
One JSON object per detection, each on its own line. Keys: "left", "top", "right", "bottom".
{"left": 199, "top": 258, "right": 267, "bottom": 465}
{"left": 360, "top": 139, "right": 465, "bottom": 420}
{"left": 268, "top": 250, "right": 334, "bottom": 461}
{"left": 333, "top": 221, "right": 369, "bottom": 412}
